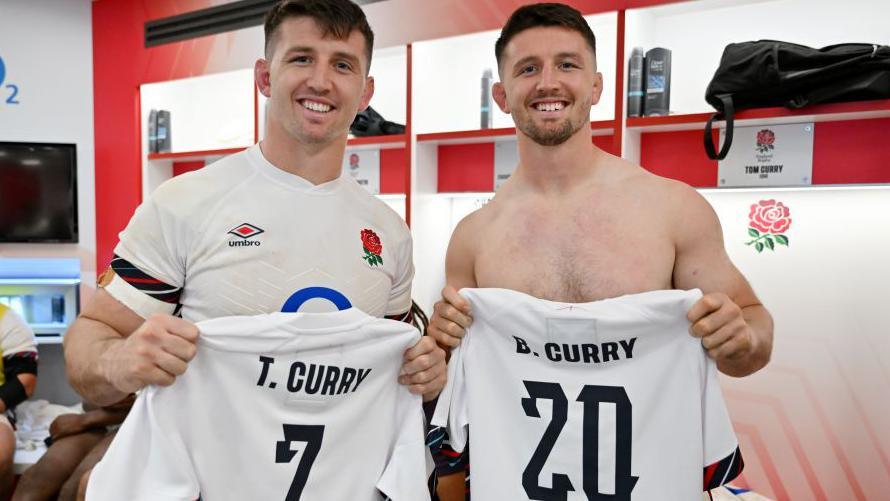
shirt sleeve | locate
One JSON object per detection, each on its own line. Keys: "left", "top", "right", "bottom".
{"left": 0, "top": 307, "right": 36, "bottom": 356}
{"left": 376, "top": 389, "right": 432, "bottom": 501}
{"left": 431, "top": 340, "right": 469, "bottom": 454}
{"left": 85, "top": 388, "right": 199, "bottom": 501}
{"left": 385, "top": 230, "right": 414, "bottom": 317}
{"left": 701, "top": 358, "right": 744, "bottom": 491}
{"left": 104, "top": 191, "right": 191, "bottom": 319}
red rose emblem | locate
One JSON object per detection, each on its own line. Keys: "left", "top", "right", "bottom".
{"left": 360, "top": 229, "right": 383, "bottom": 266}
{"left": 748, "top": 199, "right": 791, "bottom": 233}
{"left": 756, "top": 129, "right": 775, "bottom": 146}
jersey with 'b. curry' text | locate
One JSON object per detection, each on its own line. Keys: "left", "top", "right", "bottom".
{"left": 432, "top": 288, "right": 743, "bottom": 500}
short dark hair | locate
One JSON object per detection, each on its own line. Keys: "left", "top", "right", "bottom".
{"left": 495, "top": 3, "right": 596, "bottom": 69}
{"left": 264, "top": 0, "right": 374, "bottom": 71}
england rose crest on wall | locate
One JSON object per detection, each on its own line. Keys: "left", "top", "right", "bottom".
{"left": 746, "top": 199, "right": 791, "bottom": 253}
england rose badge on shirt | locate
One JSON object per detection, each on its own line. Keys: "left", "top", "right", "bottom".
{"left": 360, "top": 229, "right": 383, "bottom": 267}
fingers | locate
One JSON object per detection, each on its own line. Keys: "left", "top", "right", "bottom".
{"left": 441, "top": 286, "right": 471, "bottom": 316}
{"left": 402, "top": 337, "right": 445, "bottom": 374}
{"left": 686, "top": 293, "right": 729, "bottom": 325}
{"left": 434, "top": 299, "right": 472, "bottom": 329}
{"left": 689, "top": 300, "right": 740, "bottom": 338}
{"left": 149, "top": 314, "right": 200, "bottom": 342}
{"left": 142, "top": 366, "right": 177, "bottom": 387}
{"left": 705, "top": 328, "right": 752, "bottom": 361}
{"left": 399, "top": 337, "right": 447, "bottom": 397}
{"left": 152, "top": 349, "right": 190, "bottom": 378}
{"left": 111, "top": 315, "right": 198, "bottom": 393}
{"left": 159, "top": 333, "right": 198, "bottom": 363}
{"left": 428, "top": 299, "right": 472, "bottom": 348}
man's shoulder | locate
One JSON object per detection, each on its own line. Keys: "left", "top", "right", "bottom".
{"left": 613, "top": 157, "right": 702, "bottom": 209}
{"left": 453, "top": 198, "right": 496, "bottom": 239}
{"left": 149, "top": 149, "right": 255, "bottom": 212}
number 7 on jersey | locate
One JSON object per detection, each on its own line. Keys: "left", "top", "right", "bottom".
{"left": 276, "top": 424, "right": 325, "bottom": 501}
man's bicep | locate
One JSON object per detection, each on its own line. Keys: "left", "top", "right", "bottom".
{"left": 444, "top": 216, "right": 479, "bottom": 290}
{"left": 79, "top": 288, "right": 144, "bottom": 339}
{"left": 673, "top": 192, "right": 760, "bottom": 307}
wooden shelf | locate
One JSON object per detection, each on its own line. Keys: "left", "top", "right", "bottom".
{"left": 626, "top": 99, "right": 890, "bottom": 133}
{"left": 147, "top": 147, "right": 248, "bottom": 161}
{"left": 346, "top": 134, "right": 407, "bottom": 149}
{"left": 418, "top": 120, "right": 617, "bottom": 145}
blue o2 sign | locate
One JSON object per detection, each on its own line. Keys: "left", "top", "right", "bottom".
{"left": 0, "top": 55, "right": 20, "bottom": 105}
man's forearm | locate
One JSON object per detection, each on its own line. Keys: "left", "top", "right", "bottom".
{"left": 63, "top": 317, "right": 129, "bottom": 406}
{"left": 718, "top": 304, "right": 774, "bottom": 377}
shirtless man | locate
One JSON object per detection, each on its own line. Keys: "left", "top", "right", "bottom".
{"left": 428, "top": 4, "right": 773, "bottom": 498}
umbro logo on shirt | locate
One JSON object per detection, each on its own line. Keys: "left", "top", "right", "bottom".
{"left": 228, "top": 223, "right": 263, "bottom": 247}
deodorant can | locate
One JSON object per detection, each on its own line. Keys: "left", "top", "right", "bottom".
{"left": 627, "top": 48, "right": 645, "bottom": 117}
{"left": 156, "top": 110, "right": 172, "bottom": 153}
{"left": 481, "top": 68, "right": 493, "bottom": 129}
{"left": 643, "top": 47, "right": 672, "bottom": 116}
{"left": 148, "top": 109, "right": 158, "bottom": 153}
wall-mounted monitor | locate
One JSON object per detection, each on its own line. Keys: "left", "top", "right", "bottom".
{"left": 0, "top": 142, "right": 78, "bottom": 243}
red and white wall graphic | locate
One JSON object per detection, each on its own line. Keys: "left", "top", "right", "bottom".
{"left": 703, "top": 187, "right": 890, "bottom": 499}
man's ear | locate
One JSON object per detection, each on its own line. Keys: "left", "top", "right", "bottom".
{"left": 359, "top": 76, "right": 375, "bottom": 111}
{"left": 255, "top": 58, "right": 272, "bottom": 98}
{"left": 492, "top": 82, "right": 509, "bottom": 114}
{"left": 590, "top": 71, "right": 604, "bottom": 106}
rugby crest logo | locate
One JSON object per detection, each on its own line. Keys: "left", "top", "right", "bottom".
{"left": 745, "top": 200, "right": 791, "bottom": 253}
{"left": 360, "top": 229, "right": 383, "bottom": 267}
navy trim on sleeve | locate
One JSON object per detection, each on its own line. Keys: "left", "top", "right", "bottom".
{"left": 111, "top": 254, "right": 182, "bottom": 304}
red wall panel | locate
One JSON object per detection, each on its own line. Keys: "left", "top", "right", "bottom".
{"left": 813, "top": 118, "right": 890, "bottom": 185}
{"left": 640, "top": 130, "right": 719, "bottom": 187}
{"left": 172, "top": 161, "right": 206, "bottom": 177}
{"left": 593, "top": 134, "right": 615, "bottom": 154}
{"left": 437, "top": 143, "right": 494, "bottom": 192}
{"left": 379, "top": 148, "right": 407, "bottom": 194}
{"left": 93, "top": 0, "right": 217, "bottom": 273}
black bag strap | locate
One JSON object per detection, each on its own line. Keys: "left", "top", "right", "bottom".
{"left": 704, "top": 94, "right": 735, "bottom": 160}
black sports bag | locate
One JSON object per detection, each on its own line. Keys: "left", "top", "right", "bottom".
{"left": 703, "top": 41, "right": 890, "bottom": 160}
{"left": 350, "top": 106, "right": 405, "bottom": 137}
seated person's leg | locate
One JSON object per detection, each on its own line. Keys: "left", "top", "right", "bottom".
{"left": 11, "top": 430, "right": 106, "bottom": 501}
{"left": 0, "top": 416, "right": 15, "bottom": 500}
{"left": 61, "top": 430, "right": 116, "bottom": 501}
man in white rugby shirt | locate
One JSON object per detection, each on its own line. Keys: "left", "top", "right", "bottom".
{"left": 427, "top": 3, "right": 774, "bottom": 499}
{"left": 64, "top": 0, "right": 445, "bottom": 430}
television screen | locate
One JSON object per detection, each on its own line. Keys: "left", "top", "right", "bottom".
{"left": 0, "top": 142, "right": 78, "bottom": 243}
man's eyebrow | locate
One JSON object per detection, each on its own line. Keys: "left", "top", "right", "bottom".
{"left": 555, "top": 51, "right": 583, "bottom": 60}
{"left": 281, "top": 46, "right": 315, "bottom": 57}
{"left": 512, "top": 55, "right": 540, "bottom": 71}
{"left": 332, "top": 50, "right": 361, "bottom": 66}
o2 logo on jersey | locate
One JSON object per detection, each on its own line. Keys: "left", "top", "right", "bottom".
{"left": 522, "top": 381, "right": 638, "bottom": 500}
{"left": 0, "top": 55, "right": 21, "bottom": 105}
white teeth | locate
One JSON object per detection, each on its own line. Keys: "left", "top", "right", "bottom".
{"left": 302, "top": 100, "right": 331, "bottom": 113}
{"left": 535, "top": 102, "right": 564, "bottom": 112}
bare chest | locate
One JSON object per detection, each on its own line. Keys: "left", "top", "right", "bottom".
{"left": 474, "top": 202, "right": 675, "bottom": 302}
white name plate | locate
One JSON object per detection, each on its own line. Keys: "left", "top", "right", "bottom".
{"left": 342, "top": 148, "right": 380, "bottom": 195}
{"left": 718, "top": 122, "right": 814, "bottom": 188}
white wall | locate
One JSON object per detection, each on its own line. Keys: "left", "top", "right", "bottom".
{"left": 0, "top": 0, "right": 96, "bottom": 291}
{"left": 413, "top": 12, "right": 617, "bottom": 135}
{"left": 0, "top": 0, "right": 94, "bottom": 405}
{"left": 625, "top": 0, "right": 890, "bottom": 115}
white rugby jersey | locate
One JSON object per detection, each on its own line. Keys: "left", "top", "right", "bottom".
{"left": 105, "top": 143, "right": 413, "bottom": 321}
{"left": 87, "top": 308, "right": 431, "bottom": 501}
{"left": 432, "top": 288, "right": 743, "bottom": 500}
